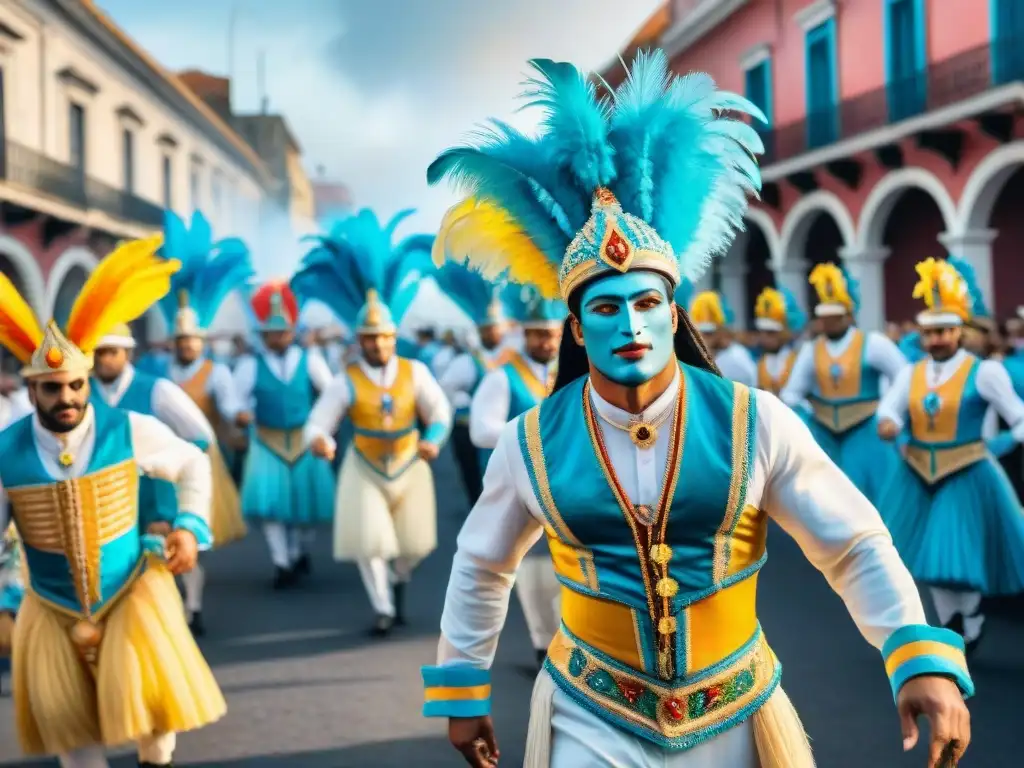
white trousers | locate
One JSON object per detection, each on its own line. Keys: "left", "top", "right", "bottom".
{"left": 931, "top": 587, "right": 985, "bottom": 642}
{"left": 262, "top": 522, "right": 315, "bottom": 569}
{"left": 59, "top": 733, "right": 176, "bottom": 767}
{"left": 357, "top": 556, "right": 417, "bottom": 617}
{"left": 516, "top": 557, "right": 561, "bottom": 651}
{"left": 548, "top": 674, "right": 756, "bottom": 767}
{"left": 182, "top": 562, "right": 205, "bottom": 614}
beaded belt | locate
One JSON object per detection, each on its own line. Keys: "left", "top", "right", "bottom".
{"left": 810, "top": 399, "right": 878, "bottom": 433}
{"left": 905, "top": 441, "right": 986, "bottom": 484}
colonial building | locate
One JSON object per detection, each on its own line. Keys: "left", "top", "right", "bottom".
{"left": 603, "top": 0, "right": 1024, "bottom": 330}
{"left": 0, "top": 0, "right": 272, "bottom": 346}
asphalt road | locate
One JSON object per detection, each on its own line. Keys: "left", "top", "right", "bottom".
{"left": 0, "top": 446, "right": 1020, "bottom": 767}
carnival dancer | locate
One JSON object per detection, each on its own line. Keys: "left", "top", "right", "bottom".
{"left": 876, "top": 257, "right": 1024, "bottom": 656}
{"left": 420, "top": 52, "right": 972, "bottom": 768}
{"left": 155, "top": 217, "right": 254, "bottom": 635}
{"left": 0, "top": 236, "right": 225, "bottom": 767}
{"left": 688, "top": 290, "right": 757, "bottom": 385}
{"left": 233, "top": 280, "right": 335, "bottom": 587}
{"left": 296, "top": 211, "right": 452, "bottom": 636}
{"left": 780, "top": 263, "right": 907, "bottom": 503}
{"left": 434, "top": 262, "right": 514, "bottom": 506}
{"left": 0, "top": 523, "right": 23, "bottom": 696}
{"left": 464, "top": 286, "right": 564, "bottom": 669}
{"left": 752, "top": 286, "right": 806, "bottom": 396}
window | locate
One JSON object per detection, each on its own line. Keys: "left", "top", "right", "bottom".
{"left": 162, "top": 155, "right": 173, "bottom": 208}
{"left": 804, "top": 19, "right": 838, "bottom": 148}
{"left": 885, "top": 0, "right": 926, "bottom": 121}
{"left": 69, "top": 103, "right": 86, "bottom": 174}
{"left": 992, "top": 0, "right": 1024, "bottom": 84}
{"left": 743, "top": 55, "right": 773, "bottom": 158}
{"left": 122, "top": 129, "right": 135, "bottom": 193}
{"left": 189, "top": 162, "right": 200, "bottom": 211}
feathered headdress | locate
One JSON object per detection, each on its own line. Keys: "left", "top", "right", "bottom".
{"left": 503, "top": 283, "right": 567, "bottom": 329}
{"left": 292, "top": 209, "right": 434, "bottom": 335}
{"left": 251, "top": 280, "right": 300, "bottom": 332}
{"left": 433, "top": 261, "right": 508, "bottom": 327}
{"left": 689, "top": 291, "right": 733, "bottom": 333}
{"left": 808, "top": 262, "right": 859, "bottom": 317}
{"left": 0, "top": 236, "right": 177, "bottom": 377}
{"left": 157, "top": 211, "right": 256, "bottom": 337}
{"left": 428, "top": 50, "right": 763, "bottom": 304}
{"left": 754, "top": 286, "right": 806, "bottom": 333}
{"left": 912, "top": 257, "right": 981, "bottom": 327}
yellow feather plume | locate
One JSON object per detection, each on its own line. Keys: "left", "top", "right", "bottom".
{"left": 755, "top": 287, "right": 786, "bottom": 324}
{"left": 65, "top": 235, "right": 180, "bottom": 353}
{"left": 912, "top": 257, "right": 969, "bottom": 320}
{"left": 690, "top": 291, "right": 725, "bottom": 327}
{"left": 433, "top": 198, "right": 560, "bottom": 299}
{"left": 0, "top": 272, "right": 44, "bottom": 363}
{"left": 808, "top": 262, "right": 852, "bottom": 310}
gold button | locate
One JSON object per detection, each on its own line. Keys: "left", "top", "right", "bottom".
{"left": 657, "top": 616, "right": 677, "bottom": 635}
{"left": 656, "top": 578, "right": 679, "bottom": 598}
{"left": 650, "top": 544, "right": 673, "bottom": 565}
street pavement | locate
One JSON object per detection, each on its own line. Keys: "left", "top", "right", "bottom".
{"left": 0, "top": 446, "right": 1020, "bottom": 767}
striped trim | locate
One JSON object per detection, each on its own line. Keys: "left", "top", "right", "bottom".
{"left": 421, "top": 665, "right": 493, "bottom": 718}
{"left": 881, "top": 625, "right": 974, "bottom": 700}
{"left": 712, "top": 385, "right": 755, "bottom": 583}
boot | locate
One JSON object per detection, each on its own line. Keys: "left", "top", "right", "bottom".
{"left": 273, "top": 566, "right": 296, "bottom": 590}
{"left": 393, "top": 582, "right": 407, "bottom": 627}
{"left": 370, "top": 614, "right": 394, "bottom": 638}
{"left": 295, "top": 553, "right": 311, "bottom": 576}
{"left": 189, "top": 611, "right": 205, "bottom": 638}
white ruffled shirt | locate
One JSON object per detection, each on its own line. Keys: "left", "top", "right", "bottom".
{"left": 468, "top": 355, "right": 554, "bottom": 450}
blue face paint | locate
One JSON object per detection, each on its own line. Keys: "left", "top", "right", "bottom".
{"left": 578, "top": 271, "right": 675, "bottom": 386}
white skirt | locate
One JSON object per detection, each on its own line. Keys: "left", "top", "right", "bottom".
{"left": 333, "top": 446, "right": 437, "bottom": 563}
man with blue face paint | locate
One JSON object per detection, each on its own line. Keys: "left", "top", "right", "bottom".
{"left": 688, "top": 290, "right": 757, "bottom": 386}
{"left": 422, "top": 53, "right": 973, "bottom": 768}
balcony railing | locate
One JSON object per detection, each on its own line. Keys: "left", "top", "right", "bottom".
{"left": 0, "top": 139, "right": 164, "bottom": 227}
{"left": 760, "top": 36, "right": 1024, "bottom": 166}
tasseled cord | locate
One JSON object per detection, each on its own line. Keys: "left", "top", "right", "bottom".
{"left": 522, "top": 675, "right": 815, "bottom": 767}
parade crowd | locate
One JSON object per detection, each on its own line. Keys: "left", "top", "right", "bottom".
{"left": 0, "top": 50, "right": 1005, "bottom": 768}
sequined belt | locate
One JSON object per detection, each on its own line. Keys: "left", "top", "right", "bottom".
{"left": 905, "top": 440, "right": 987, "bottom": 485}
{"left": 545, "top": 625, "right": 780, "bottom": 750}
{"left": 255, "top": 426, "right": 308, "bottom": 464}
{"left": 810, "top": 398, "right": 878, "bottom": 433}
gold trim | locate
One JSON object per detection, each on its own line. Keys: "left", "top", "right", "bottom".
{"left": 559, "top": 251, "right": 680, "bottom": 303}
{"left": 255, "top": 427, "right": 307, "bottom": 464}
{"left": 507, "top": 353, "right": 550, "bottom": 400}
{"left": 810, "top": 399, "right": 879, "bottom": 433}
{"left": 905, "top": 442, "right": 987, "bottom": 484}
{"left": 712, "top": 386, "right": 752, "bottom": 584}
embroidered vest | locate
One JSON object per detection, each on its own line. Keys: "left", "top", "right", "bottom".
{"left": 347, "top": 358, "right": 420, "bottom": 479}
{"left": 0, "top": 406, "right": 143, "bottom": 618}
{"left": 478, "top": 353, "right": 550, "bottom": 476}
{"left": 809, "top": 330, "right": 881, "bottom": 433}
{"left": 178, "top": 359, "right": 220, "bottom": 430}
{"left": 254, "top": 350, "right": 315, "bottom": 430}
{"left": 756, "top": 348, "right": 796, "bottom": 396}
{"left": 519, "top": 364, "right": 778, "bottom": 750}
{"left": 905, "top": 355, "right": 988, "bottom": 484}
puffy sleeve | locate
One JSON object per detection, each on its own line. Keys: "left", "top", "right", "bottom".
{"left": 411, "top": 360, "right": 453, "bottom": 447}
{"left": 468, "top": 369, "right": 511, "bottom": 450}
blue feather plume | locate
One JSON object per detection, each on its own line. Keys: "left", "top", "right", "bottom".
{"left": 841, "top": 266, "right": 862, "bottom": 314}
{"left": 433, "top": 261, "right": 505, "bottom": 326}
{"left": 291, "top": 209, "right": 433, "bottom": 329}
{"left": 778, "top": 286, "right": 807, "bottom": 333}
{"left": 948, "top": 256, "right": 989, "bottom": 318}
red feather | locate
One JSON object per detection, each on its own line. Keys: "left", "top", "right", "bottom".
{"left": 251, "top": 280, "right": 298, "bottom": 324}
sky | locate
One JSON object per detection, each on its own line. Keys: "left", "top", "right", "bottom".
{"left": 97, "top": 0, "right": 662, "bottom": 332}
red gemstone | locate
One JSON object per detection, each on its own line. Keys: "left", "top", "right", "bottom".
{"left": 664, "top": 698, "right": 684, "bottom": 721}
{"left": 603, "top": 230, "right": 631, "bottom": 266}
{"left": 617, "top": 680, "right": 644, "bottom": 704}
{"left": 705, "top": 685, "right": 722, "bottom": 708}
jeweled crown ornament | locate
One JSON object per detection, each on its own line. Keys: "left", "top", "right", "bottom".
{"left": 22, "top": 321, "right": 93, "bottom": 378}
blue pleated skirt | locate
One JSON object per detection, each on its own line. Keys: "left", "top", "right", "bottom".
{"left": 241, "top": 438, "right": 336, "bottom": 526}
{"left": 880, "top": 456, "right": 1024, "bottom": 594}
{"left": 807, "top": 416, "right": 898, "bottom": 505}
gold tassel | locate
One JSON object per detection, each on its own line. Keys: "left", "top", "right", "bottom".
{"left": 751, "top": 686, "right": 816, "bottom": 768}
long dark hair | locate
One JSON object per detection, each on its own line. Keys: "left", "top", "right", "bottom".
{"left": 552, "top": 304, "right": 722, "bottom": 393}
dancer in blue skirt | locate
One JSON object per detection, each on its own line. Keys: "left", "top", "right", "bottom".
{"left": 877, "top": 256, "right": 1024, "bottom": 655}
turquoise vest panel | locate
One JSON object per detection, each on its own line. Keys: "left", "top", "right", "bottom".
{"left": 254, "top": 349, "right": 314, "bottom": 430}
{"left": 478, "top": 362, "right": 543, "bottom": 478}
{"left": 0, "top": 406, "right": 141, "bottom": 614}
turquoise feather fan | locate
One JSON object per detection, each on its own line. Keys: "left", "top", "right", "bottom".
{"left": 428, "top": 50, "right": 764, "bottom": 294}
{"left": 291, "top": 209, "right": 434, "bottom": 329}
{"left": 433, "top": 261, "right": 505, "bottom": 326}
{"left": 158, "top": 210, "right": 255, "bottom": 329}
{"left": 778, "top": 286, "right": 807, "bottom": 333}
{"left": 948, "top": 256, "right": 989, "bottom": 319}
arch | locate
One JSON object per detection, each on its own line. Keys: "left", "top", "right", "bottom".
{"left": 857, "top": 168, "right": 958, "bottom": 249}
{"left": 776, "top": 191, "right": 857, "bottom": 268}
{"left": 743, "top": 207, "right": 781, "bottom": 263}
{"left": 44, "top": 246, "right": 100, "bottom": 319}
{"left": 957, "top": 142, "right": 1024, "bottom": 233}
{"left": 0, "top": 234, "right": 46, "bottom": 317}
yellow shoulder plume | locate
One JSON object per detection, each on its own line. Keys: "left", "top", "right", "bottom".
{"left": 912, "top": 257, "right": 969, "bottom": 320}
{"left": 689, "top": 291, "right": 725, "bottom": 327}
{"left": 65, "top": 235, "right": 179, "bottom": 354}
{"left": 433, "top": 198, "right": 560, "bottom": 300}
{"left": 755, "top": 287, "right": 786, "bottom": 324}
{"left": 808, "top": 262, "right": 852, "bottom": 309}
{"left": 0, "top": 273, "right": 44, "bottom": 363}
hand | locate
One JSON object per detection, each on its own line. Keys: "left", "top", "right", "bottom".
{"left": 449, "top": 716, "right": 499, "bottom": 767}
{"left": 146, "top": 522, "right": 172, "bottom": 536}
{"left": 164, "top": 529, "right": 199, "bottom": 575}
{"left": 310, "top": 435, "right": 336, "bottom": 462}
{"left": 878, "top": 419, "right": 899, "bottom": 441}
{"left": 235, "top": 411, "right": 253, "bottom": 428}
{"left": 418, "top": 440, "right": 440, "bottom": 462}
{"left": 897, "top": 675, "right": 970, "bottom": 766}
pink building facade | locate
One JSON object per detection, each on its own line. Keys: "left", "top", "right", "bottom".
{"left": 604, "top": 0, "right": 1024, "bottom": 330}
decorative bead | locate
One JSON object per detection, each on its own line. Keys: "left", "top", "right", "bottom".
{"left": 617, "top": 679, "right": 644, "bottom": 705}
{"left": 656, "top": 578, "right": 679, "bottom": 598}
{"left": 585, "top": 669, "right": 617, "bottom": 695}
{"left": 58, "top": 451, "right": 74, "bottom": 467}
{"left": 70, "top": 620, "right": 103, "bottom": 649}
{"left": 649, "top": 544, "right": 673, "bottom": 566}
{"left": 663, "top": 697, "right": 685, "bottom": 721}
{"left": 568, "top": 648, "right": 587, "bottom": 677}
{"left": 45, "top": 347, "right": 64, "bottom": 369}
{"left": 657, "top": 616, "right": 677, "bottom": 635}
{"left": 602, "top": 229, "right": 631, "bottom": 266}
